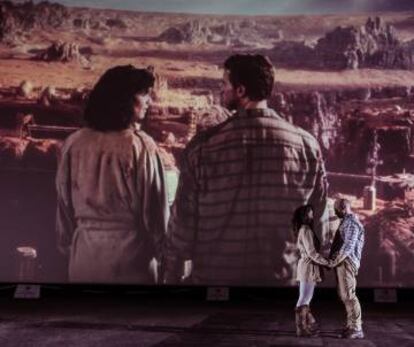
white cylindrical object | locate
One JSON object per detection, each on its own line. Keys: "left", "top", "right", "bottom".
{"left": 16, "top": 246, "right": 38, "bottom": 282}
{"left": 363, "top": 185, "right": 376, "bottom": 211}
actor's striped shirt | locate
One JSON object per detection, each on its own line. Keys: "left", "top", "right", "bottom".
{"left": 164, "top": 108, "right": 328, "bottom": 285}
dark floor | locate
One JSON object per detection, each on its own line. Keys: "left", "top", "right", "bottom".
{"left": 0, "top": 287, "right": 413, "bottom": 346}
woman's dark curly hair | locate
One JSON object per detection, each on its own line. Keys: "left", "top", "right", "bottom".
{"left": 223, "top": 54, "right": 274, "bottom": 101}
{"left": 84, "top": 65, "right": 155, "bottom": 131}
{"left": 291, "top": 204, "right": 314, "bottom": 242}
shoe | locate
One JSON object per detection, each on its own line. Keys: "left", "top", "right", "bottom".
{"left": 295, "top": 306, "right": 317, "bottom": 337}
{"left": 342, "top": 328, "right": 364, "bottom": 339}
{"left": 306, "top": 307, "right": 320, "bottom": 334}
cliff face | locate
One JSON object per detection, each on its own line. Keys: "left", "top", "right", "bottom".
{"left": 0, "top": 1, "right": 69, "bottom": 44}
{"left": 315, "top": 16, "right": 407, "bottom": 70}
{"left": 271, "top": 91, "right": 339, "bottom": 152}
{"left": 271, "top": 86, "right": 414, "bottom": 174}
{"left": 361, "top": 201, "right": 414, "bottom": 286}
{"left": 0, "top": 1, "right": 137, "bottom": 46}
{"left": 2, "top": 80, "right": 414, "bottom": 176}
{"left": 271, "top": 17, "right": 414, "bottom": 70}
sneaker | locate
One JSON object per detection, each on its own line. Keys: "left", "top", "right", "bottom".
{"left": 342, "top": 328, "right": 364, "bottom": 339}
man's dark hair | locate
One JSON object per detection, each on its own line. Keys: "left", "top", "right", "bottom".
{"left": 224, "top": 54, "right": 274, "bottom": 101}
{"left": 334, "top": 198, "right": 351, "bottom": 212}
{"left": 84, "top": 65, "right": 155, "bottom": 131}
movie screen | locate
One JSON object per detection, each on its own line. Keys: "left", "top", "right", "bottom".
{"left": 0, "top": 0, "right": 413, "bottom": 287}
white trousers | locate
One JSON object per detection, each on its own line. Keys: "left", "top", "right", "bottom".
{"left": 296, "top": 281, "right": 316, "bottom": 307}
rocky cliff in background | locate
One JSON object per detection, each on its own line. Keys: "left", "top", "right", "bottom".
{"left": 270, "top": 86, "right": 414, "bottom": 174}
{"left": 315, "top": 16, "right": 413, "bottom": 70}
{"left": 271, "top": 17, "right": 414, "bottom": 70}
{"left": 2, "top": 2, "right": 414, "bottom": 71}
{"left": 158, "top": 19, "right": 282, "bottom": 47}
{"left": 0, "top": 1, "right": 69, "bottom": 45}
{"left": 1, "top": 78, "right": 414, "bottom": 177}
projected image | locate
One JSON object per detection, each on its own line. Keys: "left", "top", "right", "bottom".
{"left": 0, "top": 0, "right": 414, "bottom": 287}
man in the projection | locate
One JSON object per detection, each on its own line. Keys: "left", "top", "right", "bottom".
{"left": 164, "top": 54, "right": 328, "bottom": 285}
{"left": 329, "top": 198, "right": 365, "bottom": 339}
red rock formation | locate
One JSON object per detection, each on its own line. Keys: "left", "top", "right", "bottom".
{"left": 37, "top": 41, "right": 90, "bottom": 65}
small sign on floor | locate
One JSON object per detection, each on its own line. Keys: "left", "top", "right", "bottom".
{"left": 207, "top": 287, "right": 230, "bottom": 301}
{"left": 14, "top": 284, "right": 41, "bottom": 299}
{"left": 374, "top": 288, "right": 397, "bottom": 303}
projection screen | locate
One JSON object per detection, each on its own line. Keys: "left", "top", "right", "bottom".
{"left": 0, "top": 0, "right": 413, "bottom": 288}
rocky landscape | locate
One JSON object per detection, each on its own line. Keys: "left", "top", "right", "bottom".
{"left": 271, "top": 16, "right": 414, "bottom": 70}
{"left": 0, "top": 1, "right": 413, "bottom": 286}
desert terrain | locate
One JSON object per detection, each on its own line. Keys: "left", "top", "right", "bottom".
{"left": 0, "top": 1, "right": 413, "bottom": 286}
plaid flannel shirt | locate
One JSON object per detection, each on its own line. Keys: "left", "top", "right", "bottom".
{"left": 164, "top": 108, "right": 328, "bottom": 285}
{"left": 330, "top": 213, "right": 365, "bottom": 270}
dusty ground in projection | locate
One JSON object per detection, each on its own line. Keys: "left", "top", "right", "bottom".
{"left": 0, "top": 1, "right": 413, "bottom": 286}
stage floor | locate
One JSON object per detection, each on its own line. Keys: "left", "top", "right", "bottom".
{"left": 0, "top": 290, "right": 412, "bottom": 346}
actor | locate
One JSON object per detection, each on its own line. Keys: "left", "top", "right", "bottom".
{"left": 330, "top": 198, "right": 365, "bottom": 339}
{"left": 293, "top": 204, "right": 329, "bottom": 337}
{"left": 56, "top": 65, "right": 169, "bottom": 284}
{"left": 164, "top": 54, "right": 328, "bottom": 285}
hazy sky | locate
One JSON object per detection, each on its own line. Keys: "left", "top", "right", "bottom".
{"left": 31, "top": 0, "right": 414, "bottom": 15}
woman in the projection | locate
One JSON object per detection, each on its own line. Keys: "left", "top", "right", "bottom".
{"left": 55, "top": 65, "right": 169, "bottom": 284}
{"left": 292, "top": 204, "right": 330, "bottom": 337}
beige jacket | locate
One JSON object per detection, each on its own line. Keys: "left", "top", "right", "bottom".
{"left": 56, "top": 126, "right": 169, "bottom": 284}
{"left": 296, "top": 225, "right": 329, "bottom": 283}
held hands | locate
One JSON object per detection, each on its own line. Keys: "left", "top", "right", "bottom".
{"left": 323, "top": 259, "right": 336, "bottom": 269}
{"left": 327, "top": 259, "right": 338, "bottom": 269}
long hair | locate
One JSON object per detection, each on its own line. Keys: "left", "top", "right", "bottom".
{"left": 84, "top": 65, "right": 155, "bottom": 131}
{"left": 291, "top": 204, "right": 314, "bottom": 242}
